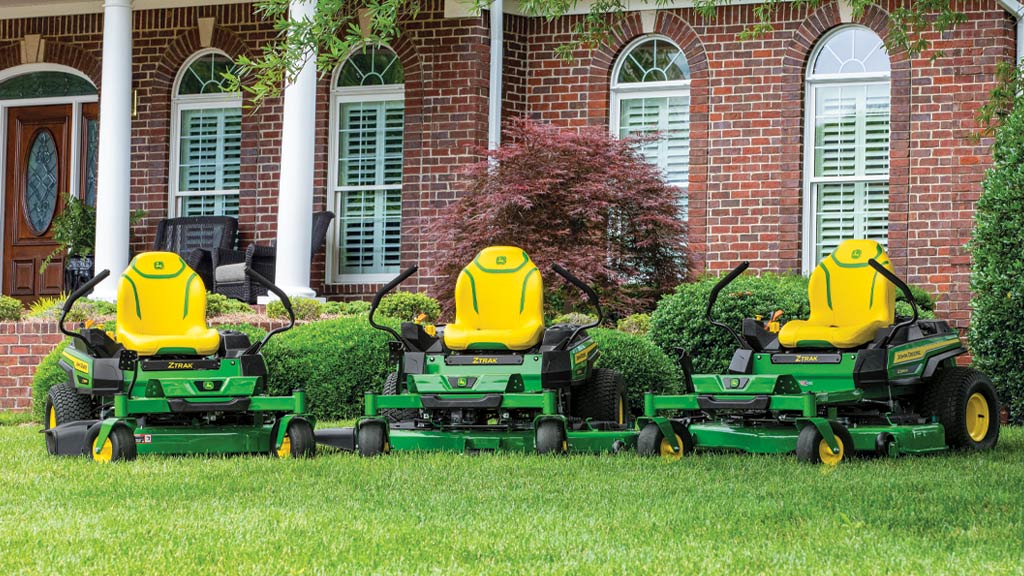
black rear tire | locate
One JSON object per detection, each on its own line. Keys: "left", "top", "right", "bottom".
{"left": 358, "top": 421, "right": 389, "bottom": 457}
{"left": 535, "top": 420, "right": 567, "bottom": 455}
{"left": 574, "top": 368, "right": 629, "bottom": 425}
{"left": 923, "top": 367, "right": 1000, "bottom": 450}
{"left": 381, "top": 372, "right": 419, "bottom": 423}
{"left": 637, "top": 421, "right": 692, "bottom": 460}
{"left": 796, "top": 422, "right": 853, "bottom": 465}
{"left": 45, "top": 382, "right": 94, "bottom": 430}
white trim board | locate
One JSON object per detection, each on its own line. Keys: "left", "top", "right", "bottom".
{"left": 0, "top": 0, "right": 253, "bottom": 20}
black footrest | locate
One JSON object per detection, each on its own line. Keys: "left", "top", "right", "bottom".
{"left": 697, "top": 394, "right": 771, "bottom": 411}
{"left": 420, "top": 394, "right": 504, "bottom": 409}
{"left": 166, "top": 397, "right": 251, "bottom": 413}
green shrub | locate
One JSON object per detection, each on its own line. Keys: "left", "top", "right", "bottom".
{"left": 0, "top": 296, "right": 22, "bottom": 321}
{"left": 650, "top": 273, "right": 811, "bottom": 374}
{"left": 31, "top": 339, "right": 71, "bottom": 422}
{"left": 971, "top": 98, "right": 1024, "bottom": 422}
{"left": 263, "top": 316, "right": 398, "bottom": 420}
{"left": 377, "top": 291, "right": 440, "bottom": 323}
{"left": 895, "top": 300, "right": 936, "bottom": 320}
{"left": 27, "top": 295, "right": 63, "bottom": 319}
{"left": 206, "top": 292, "right": 253, "bottom": 317}
{"left": 589, "top": 328, "right": 682, "bottom": 415}
{"left": 82, "top": 298, "right": 117, "bottom": 316}
{"left": 897, "top": 285, "right": 936, "bottom": 313}
{"left": 323, "top": 300, "right": 372, "bottom": 316}
{"left": 550, "top": 312, "right": 598, "bottom": 326}
{"left": 267, "top": 297, "right": 324, "bottom": 321}
{"left": 25, "top": 296, "right": 116, "bottom": 323}
{"left": 616, "top": 313, "right": 651, "bottom": 336}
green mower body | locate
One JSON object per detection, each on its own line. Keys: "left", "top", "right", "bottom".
{"left": 333, "top": 247, "right": 637, "bottom": 456}
{"left": 640, "top": 240, "right": 1000, "bottom": 463}
{"left": 43, "top": 253, "right": 315, "bottom": 461}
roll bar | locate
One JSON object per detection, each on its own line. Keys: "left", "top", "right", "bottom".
{"left": 868, "top": 259, "right": 918, "bottom": 347}
{"left": 551, "top": 264, "right": 603, "bottom": 349}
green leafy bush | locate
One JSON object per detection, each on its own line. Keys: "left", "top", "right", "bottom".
{"left": 26, "top": 295, "right": 117, "bottom": 323}
{"left": 897, "top": 285, "right": 936, "bottom": 313}
{"left": 971, "top": 99, "right": 1024, "bottom": 422}
{"left": 31, "top": 339, "right": 71, "bottom": 422}
{"left": 262, "top": 316, "right": 397, "bottom": 420}
{"left": 616, "top": 313, "right": 651, "bottom": 336}
{"left": 0, "top": 295, "right": 23, "bottom": 321}
{"left": 589, "top": 328, "right": 682, "bottom": 415}
{"left": 895, "top": 300, "right": 936, "bottom": 320}
{"left": 550, "top": 312, "right": 597, "bottom": 326}
{"left": 206, "top": 292, "right": 254, "bottom": 317}
{"left": 324, "top": 300, "right": 372, "bottom": 316}
{"left": 650, "top": 273, "right": 811, "bottom": 374}
{"left": 267, "top": 297, "right": 324, "bottom": 321}
{"left": 377, "top": 292, "right": 440, "bottom": 323}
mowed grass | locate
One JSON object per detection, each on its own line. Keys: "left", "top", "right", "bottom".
{"left": 0, "top": 423, "right": 1022, "bottom": 575}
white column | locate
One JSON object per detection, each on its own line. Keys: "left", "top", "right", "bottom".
{"left": 266, "top": 0, "right": 317, "bottom": 301}
{"left": 91, "top": 0, "right": 133, "bottom": 301}
{"left": 488, "top": 0, "right": 503, "bottom": 150}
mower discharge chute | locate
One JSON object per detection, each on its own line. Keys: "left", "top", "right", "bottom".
{"left": 639, "top": 239, "right": 1000, "bottom": 464}
{"left": 318, "top": 246, "right": 636, "bottom": 455}
{"left": 43, "top": 252, "right": 315, "bottom": 461}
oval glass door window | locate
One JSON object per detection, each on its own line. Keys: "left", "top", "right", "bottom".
{"left": 25, "top": 129, "right": 59, "bottom": 235}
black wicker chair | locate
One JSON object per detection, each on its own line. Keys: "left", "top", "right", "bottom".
{"left": 214, "top": 211, "right": 335, "bottom": 303}
{"left": 152, "top": 216, "right": 238, "bottom": 289}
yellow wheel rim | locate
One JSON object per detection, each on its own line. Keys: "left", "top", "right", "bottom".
{"left": 618, "top": 397, "right": 625, "bottom": 425}
{"left": 658, "top": 434, "right": 685, "bottom": 461}
{"left": 276, "top": 434, "right": 292, "bottom": 458}
{"left": 818, "top": 435, "right": 845, "bottom": 466}
{"left": 48, "top": 406, "right": 56, "bottom": 429}
{"left": 966, "top": 392, "right": 990, "bottom": 442}
{"left": 92, "top": 437, "right": 113, "bottom": 463}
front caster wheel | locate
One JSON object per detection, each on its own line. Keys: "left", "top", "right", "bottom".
{"left": 85, "top": 424, "right": 137, "bottom": 463}
{"left": 535, "top": 420, "right": 567, "bottom": 455}
{"left": 272, "top": 418, "right": 316, "bottom": 459}
{"left": 637, "top": 421, "right": 692, "bottom": 460}
{"left": 796, "top": 422, "right": 853, "bottom": 465}
{"left": 358, "top": 421, "right": 389, "bottom": 457}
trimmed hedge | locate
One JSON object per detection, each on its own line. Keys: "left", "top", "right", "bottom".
{"left": 31, "top": 339, "right": 71, "bottom": 422}
{"left": 205, "top": 293, "right": 253, "bottom": 317}
{"left": 971, "top": 98, "right": 1024, "bottom": 422}
{"left": 588, "top": 328, "right": 682, "bottom": 415}
{"left": 377, "top": 292, "right": 440, "bottom": 323}
{"left": 616, "top": 313, "right": 651, "bottom": 336}
{"left": 650, "top": 273, "right": 811, "bottom": 374}
{"left": 262, "top": 316, "right": 398, "bottom": 420}
{"left": 268, "top": 297, "right": 325, "bottom": 321}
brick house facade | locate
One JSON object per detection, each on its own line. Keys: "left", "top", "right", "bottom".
{"left": 0, "top": 0, "right": 1015, "bottom": 332}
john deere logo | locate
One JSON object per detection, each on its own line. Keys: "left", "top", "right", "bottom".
{"left": 496, "top": 256, "right": 507, "bottom": 265}
{"left": 154, "top": 261, "right": 164, "bottom": 270}
{"left": 202, "top": 381, "right": 215, "bottom": 391}
{"left": 851, "top": 249, "right": 862, "bottom": 259}
{"left": 457, "top": 377, "right": 468, "bottom": 387}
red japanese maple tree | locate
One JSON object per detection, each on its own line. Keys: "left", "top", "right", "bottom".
{"left": 429, "top": 118, "right": 688, "bottom": 317}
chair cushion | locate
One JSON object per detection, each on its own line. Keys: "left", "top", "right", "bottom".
{"left": 215, "top": 262, "right": 247, "bottom": 284}
{"left": 116, "top": 252, "right": 220, "bottom": 357}
{"left": 778, "top": 239, "right": 895, "bottom": 350}
{"left": 442, "top": 246, "right": 545, "bottom": 351}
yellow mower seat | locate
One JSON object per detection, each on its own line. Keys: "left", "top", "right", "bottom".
{"left": 116, "top": 252, "right": 220, "bottom": 357}
{"left": 778, "top": 239, "right": 896, "bottom": 350}
{"left": 443, "top": 246, "right": 545, "bottom": 351}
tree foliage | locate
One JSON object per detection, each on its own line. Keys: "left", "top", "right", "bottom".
{"left": 428, "top": 118, "right": 687, "bottom": 317}
{"left": 234, "top": 0, "right": 970, "bottom": 106}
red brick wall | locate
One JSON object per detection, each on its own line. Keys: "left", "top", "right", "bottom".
{"left": 514, "top": 0, "right": 1015, "bottom": 332}
{"left": 0, "top": 322, "right": 64, "bottom": 410}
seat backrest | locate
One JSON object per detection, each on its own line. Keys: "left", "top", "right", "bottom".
{"left": 116, "top": 252, "right": 211, "bottom": 345}
{"left": 806, "top": 239, "right": 895, "bottom": 329}
{"left": 448, "top": 246, "right": 544, "bottom": 347}
{"left": 154, "top": 216, "right": 238, "bottom": 254}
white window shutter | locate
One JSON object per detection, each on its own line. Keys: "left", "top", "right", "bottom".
{"left": 177, "top": 106, "right": 242, "bottom": 217}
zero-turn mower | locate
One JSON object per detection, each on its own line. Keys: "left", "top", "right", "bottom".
{"left": 43, "top": 251, "right": 315, "bottom": 461}
{"left": 316, "top": 246, "right": 636, "bottom": 455}
{"left": 638, "top": 239, "right": 999, "bottom": 464}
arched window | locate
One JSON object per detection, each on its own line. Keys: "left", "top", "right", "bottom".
{"left": 610, "top": 36, "right": 691, "bottom": 215}
{"left": 329, "top": 46, "right": 404, "bottom": 282}
{"left": 804, "top": 26, "right": 891, "bottom": 269}
{"left": 170, "top": 50, "right": 242, "bottom": 217}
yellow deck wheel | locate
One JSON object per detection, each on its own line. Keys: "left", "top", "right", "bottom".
{"left": 966, "top": 392, "right": 990, "bottom": 442}
{"left": 659, "top": 434, "right": 685, "bottom": 461}
{"left": 818, "top": 435, "right": 845, "bottom": 466}
{"left": 92, "top": 436, "right": 113, "bottom": 463}
{"left": 276, "top": 434, "right": 292, "bottom": 458}
{"left": 48, "top": 406, "right": 56, "bottom": 429}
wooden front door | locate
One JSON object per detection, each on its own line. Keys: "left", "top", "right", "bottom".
{"left": 3, "top": 105, "right": 73, "bottom": 303}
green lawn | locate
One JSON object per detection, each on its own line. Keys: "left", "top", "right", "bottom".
{"left": 1, "top": 423, "right": 1022, "bottom": 575}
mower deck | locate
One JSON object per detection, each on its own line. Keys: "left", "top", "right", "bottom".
{"left": 679, "top": 421, "right": 947, "bottom": 457}
{"left": 381, "top": 426, "right": 637, "bottom": 454}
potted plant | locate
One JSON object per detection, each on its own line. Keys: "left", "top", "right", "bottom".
{"left": 41, "top": 194, "right": 96, "bottom": 292}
